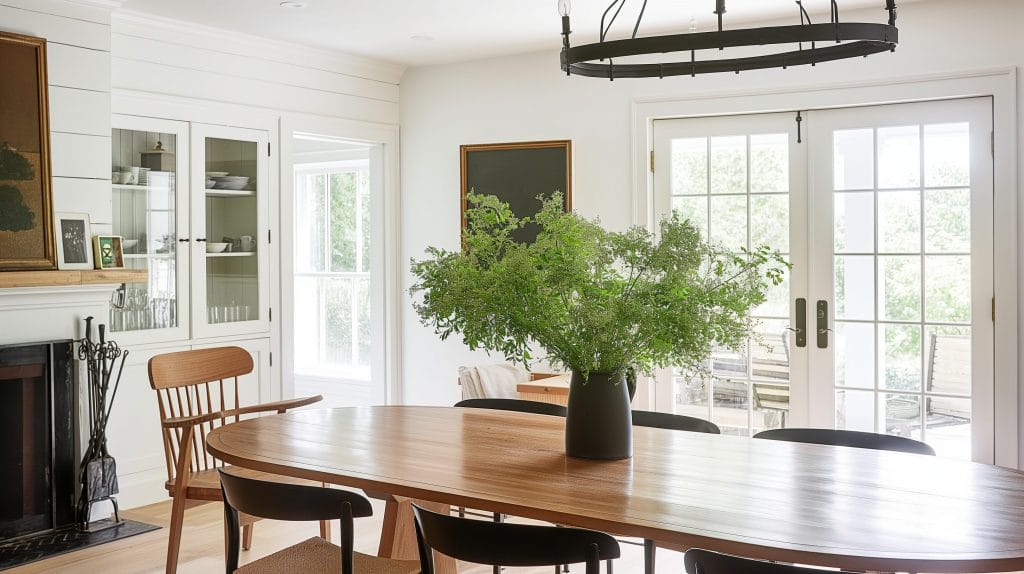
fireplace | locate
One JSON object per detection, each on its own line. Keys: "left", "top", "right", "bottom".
{"left": 0, "top": 341, "right": 75, "bottom": 542}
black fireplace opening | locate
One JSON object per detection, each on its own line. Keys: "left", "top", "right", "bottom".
{"left": 0, "top": 341, "right": 74, "bottom": 542}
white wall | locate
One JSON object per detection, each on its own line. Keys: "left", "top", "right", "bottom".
{"left": 1, "top": 0, "right": 113, "bottom": 231}
{"left": 398, "top": 0, "right": 1023, "bottom": 411}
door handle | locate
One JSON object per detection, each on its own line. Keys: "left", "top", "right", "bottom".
{"left": 816, "top": 300, "right": 830, "bottom": 349}
{"left": 788, "top": 298, "right": 807, "bottom": 348}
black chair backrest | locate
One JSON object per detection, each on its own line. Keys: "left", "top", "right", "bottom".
{"left": 455, "top": 397, "right": 568, "bottom": 417}
{"left": 753, "top": 428, "right": 936, "bottom": 456}
{"left": 685, "top": 548, "right": 835, "bottom": 574}
{"left": 412, "top": 504, "right": 619, "bottom": 574}
{"left": 218, "top": 469, "right": 374, "bottom": 574}
{"left": 632, "top": 409, "right": 720, "bottom": 434}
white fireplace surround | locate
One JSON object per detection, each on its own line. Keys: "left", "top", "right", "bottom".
{"left": 0, "top": 283, "right": 120, "bottom": 520}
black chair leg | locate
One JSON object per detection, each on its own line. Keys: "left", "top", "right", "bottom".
{"left": 492, "top": 512, "right": 503, "bottom": 574}
{"left": 644, "top": 539, "right": 655, "bottom": 574}
{"left": 606, "top": 558, "right": 613, "bottom": 573}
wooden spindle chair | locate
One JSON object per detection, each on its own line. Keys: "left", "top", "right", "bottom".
{"left": 148, "top": 346, "right": 324, "bottom": 574}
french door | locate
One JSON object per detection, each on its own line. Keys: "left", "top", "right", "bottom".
{"left": 652, "top": 98, "right": 994, "bottom": 462}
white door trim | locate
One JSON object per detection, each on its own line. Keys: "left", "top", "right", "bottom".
{"left": 279, "top": 113, "right": 402, "bottom": 406}
{"left": 631, "top": 67, "right": 1018, "bottom": 468}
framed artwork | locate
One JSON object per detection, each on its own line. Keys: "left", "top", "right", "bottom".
{"left": 92, "top": 236, "right": 124, "bottom": 270}
{"left": 0, "top": 32, "right": 55, "bottom": 270}
{"left": 460, "top": 140, "right": 572, "bottom": 244}
{"left": 55, "top": 213, "right": 92, "bottom": 270}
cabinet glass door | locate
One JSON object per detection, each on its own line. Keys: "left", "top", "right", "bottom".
{"left": 191, "top": 124, "right": 270, "bottom": 338}
{"left": 109, "top": 116, "right": 190, "bottom": 343}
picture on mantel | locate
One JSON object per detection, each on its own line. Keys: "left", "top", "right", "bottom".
{"left": 0, "top": 31, "right": 56, "bottom": 270}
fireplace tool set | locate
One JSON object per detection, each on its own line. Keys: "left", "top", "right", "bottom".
{"left": 76, "top": 316, "right": 129, "bottom": 530}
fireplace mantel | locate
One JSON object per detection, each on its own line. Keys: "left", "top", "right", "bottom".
{"left": 0, "top": 270, "right": 146, "bottom": 290}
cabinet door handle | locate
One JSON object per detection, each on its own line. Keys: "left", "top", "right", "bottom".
{"left": 816, "top": 300, "right": 830, "bottom": 349}
{"left": 195, "top": 238, "right": 206, "bottom": 242}
{"left": 178, "top": 238, "right": 190, "bottom": 243}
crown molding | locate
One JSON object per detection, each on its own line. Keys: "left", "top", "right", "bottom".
{"left": 111, "top": 9, "right": 405, "bottom": 85}
{"left": 64, "top": 0, "right": 124, "bottom": 9}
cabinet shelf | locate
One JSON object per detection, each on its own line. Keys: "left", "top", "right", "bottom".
{"left": 205, "top": 188, "right": 256, "bottom": 198}
{"left": 205, "top": 252, "right": 256, "bottom": 258}
{"left": 124, "top": 253, "right": 174, "bottom": 260}
{"left": 112, "top": 183, "right": 167, "bottom": 191}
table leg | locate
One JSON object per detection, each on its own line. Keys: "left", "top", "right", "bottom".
{"left": 379, "top": 495, "right": 458, "bottom": 574}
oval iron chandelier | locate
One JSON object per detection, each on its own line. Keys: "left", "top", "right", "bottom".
{"left": 559, "top": 0, "right": 899, "bottom": 79}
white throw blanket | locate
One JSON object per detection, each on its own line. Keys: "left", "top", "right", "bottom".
{"left": 458, "top": 363, "right": 529, "bottom": 400}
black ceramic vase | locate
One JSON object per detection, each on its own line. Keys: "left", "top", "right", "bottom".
{"left": 565, "top": 370, "right": 633, "bottom": 460}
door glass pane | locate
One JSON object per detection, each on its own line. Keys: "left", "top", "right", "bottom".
{"left": 710, "top": 136, "right": 746, "bottom": 195}
{"left": 833, "top": 129, "right": 874, "bottom": 190}
{"left": 830, "top": 117, "right": 976, "bottom": 459}
{"left": 205, "top": 137, "right": 259, "bottom": 325}
{"left": 109, "top": 128, "right": 179, "bottom": 334}
{"left": 669, "top": 130, "right": 791, "bottom": 437}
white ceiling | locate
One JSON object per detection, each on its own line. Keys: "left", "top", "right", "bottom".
{"left": 117, "top": 0, "right": 922, "bottom": 68}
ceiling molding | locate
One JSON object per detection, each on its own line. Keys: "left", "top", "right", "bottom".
{"left": 111, "top": 9, "right": 406, "bottom": 85}
{"left": 64, "top": 0, "right": 124, "bottom": 9}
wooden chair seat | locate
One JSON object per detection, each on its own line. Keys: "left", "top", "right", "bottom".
{"left": 165, "top": 466, "right": 325, "bottom": 501}
{"left": 236, "top": 536, "right": 420, "bottom": 574}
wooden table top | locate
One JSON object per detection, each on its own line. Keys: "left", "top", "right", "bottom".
{"left": 206, "top": 406, "right": 1024, "bottom": 573}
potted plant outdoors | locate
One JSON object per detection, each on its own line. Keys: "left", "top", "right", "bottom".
{"left": 410, "top": 192, "right": 787, "bottom": 460}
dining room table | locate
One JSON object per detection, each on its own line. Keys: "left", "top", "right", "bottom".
{"left": 205, "top": 405, "right": 1024, "bottom": 574}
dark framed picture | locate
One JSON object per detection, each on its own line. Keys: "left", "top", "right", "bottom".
{"left": 0, "top": 32, "right": 55, "bottom": 271}
{"left": 55, "top": 212, "right": 92, "bottom": 270}
{"left": 460, "top": 140, "right": 572, "bottom": 244}
{"left": 93, "top": 236, "right": 124, "bottom": 270}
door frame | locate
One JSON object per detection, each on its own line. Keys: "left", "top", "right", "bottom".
{"left": 632, "top": 68, "right": 1018, "bottom": 468}
{"left": 279, "top": 113, "right": 401, "bottom": 406}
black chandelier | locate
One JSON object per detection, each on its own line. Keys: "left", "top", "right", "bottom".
{"left": 559, "top": 0, "right": 898, "bottom": 79}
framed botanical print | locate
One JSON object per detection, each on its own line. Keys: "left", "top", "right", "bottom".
{"left": 460, "top": 140, "right": 572, "bottom": 244}
{"left": 93, "top": 236, "right": 124, "bottom": 270}
{"left": 0, "top": 32, "right": 55, "bottom": 270}
{"left": 55, "top": 213, "right": 92, "bottom": 270}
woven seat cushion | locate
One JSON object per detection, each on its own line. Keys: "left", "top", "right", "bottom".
{"left": 236, "top": 536, "right": 420, "bottom": 574}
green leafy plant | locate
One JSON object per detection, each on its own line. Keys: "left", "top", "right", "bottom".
{"left": 410, "top": 192, "right": 788, "bottom": 382}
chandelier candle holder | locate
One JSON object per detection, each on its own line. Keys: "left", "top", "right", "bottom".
{"left": 76, "top": 316, "right": 129, "bottom": 530}
{"left": 559, "top": 0, "right": 898, "bottom": 79}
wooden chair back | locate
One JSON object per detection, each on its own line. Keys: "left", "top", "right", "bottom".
{"left": 684, "top": 548, "right": 833, "bottom": 574}
{"left": 631, "top": 410, "right": 720, "bottom": 434}
{"left": 219, "top": 469, "right": 373, "bottom": 574}
{"left": 412, "top": 504, "right": 619, "bottom": 574}
{"left": 753, "top": 427, "right": 936, "bottom": 456}
{"left": 454, "top": 398, "right": 568, "bottom": 417}
{"left": 148, "top": 346, "right": 254, "bottom": 488}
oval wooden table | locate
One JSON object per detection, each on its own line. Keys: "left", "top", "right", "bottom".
{"left": 206, "top": 406, "right": 1024, "bottom": 573}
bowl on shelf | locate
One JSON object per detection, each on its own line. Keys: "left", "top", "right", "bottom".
{"left": 206, "top": 171, "right": 229, "bottom": 178}
{"left": 205, "top": 242, "right": 230, "bottom": 253}
{"left": 206, "top": 178, "right": 216, "bottom": 189}
{"left": 122, "top": 239, "right": 139, "bottom": 251}
{"left": 211, "top": 176, "right": 250, "bottom": 191}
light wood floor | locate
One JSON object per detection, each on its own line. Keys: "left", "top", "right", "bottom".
{"left": 10, "top": 498, "right": 682, "bottom": 573}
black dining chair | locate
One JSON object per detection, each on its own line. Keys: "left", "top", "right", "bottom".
{"left": 684, "top": 548, "right": 837, "bottom": 574}
{"left": 631, "top": 410, "right": 719, "bottom": 574}
{"left": 753, "top": 427, "right": 936, "bottom": 456}
{"left": 413, "top": 503, "right": 620, "bottom": 574}
{"left": 218, "top": 469, "right": 419, "bottom": 574}
{"left": 455, "top": 397, "right": 568, "bottom": 417}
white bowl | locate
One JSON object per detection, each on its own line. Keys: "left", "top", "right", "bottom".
{"left": 205, "top": 242, "right": 229, "bottom": 253}
{"left": 206, "top": 171, "right": 229, "bottom": 178}
{"left": 122, "top": 239, "right": 139, "bottom": 250}
{"left": 213, "top": 176, "right": 250, "bottom": 190}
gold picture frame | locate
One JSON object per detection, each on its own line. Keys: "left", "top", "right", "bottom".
{"left": 460, "top": 140, "right": 572, "bottom": 244}
{"left": 93, "top": 236, "right": 125, "bottom": 270}
{"left": 0, "top": 32, "right": 55, "bottom": 270}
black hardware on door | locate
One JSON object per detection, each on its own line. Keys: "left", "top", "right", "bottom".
{"left": 790, "top": 298, "right": 807, "bottom": 348}
{"left": 816, "top": 300, "right": 830, "bottom": 349}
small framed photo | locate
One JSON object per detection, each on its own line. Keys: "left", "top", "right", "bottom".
{"left": 55, "top": 213, "right": 93, "bottom": 270}
{"left": 93, "top": 235, "right": 124, "bottom": 269}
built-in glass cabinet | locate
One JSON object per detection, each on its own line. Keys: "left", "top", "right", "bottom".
{"left": 109, "top": 117, "right": 270, "bottom": 343}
